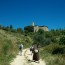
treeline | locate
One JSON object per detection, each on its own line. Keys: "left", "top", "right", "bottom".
{"left": 31, "top": 29, "right": 65, "bottom": 55}
{"left": 0, "top": 24, "right": 23, "bottom": 34}
{"left": 33, "top": 28, "right": 65, "bottom": 45}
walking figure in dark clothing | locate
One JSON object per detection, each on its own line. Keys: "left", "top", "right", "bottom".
{"left": 32, "top": 44, "right": 40, "bottom": 63}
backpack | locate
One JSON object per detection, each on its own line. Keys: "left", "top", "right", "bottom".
{"left": 19, "top": 44, "right": 23, "bottom": 50}
{"left": 30, "top": 46, "right": 34, "bottom": 51}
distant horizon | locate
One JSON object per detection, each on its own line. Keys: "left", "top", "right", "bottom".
{"left": 0, "top": 0, "right": 65, "bottom": 30}
{"left": 0, "top": 22, "right": 65, "bottom": 30}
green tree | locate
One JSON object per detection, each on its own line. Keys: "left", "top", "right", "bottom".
{"left": 38, "top": 29, "right": 45, "bottom": 35}
{"left": 33, "top": 32, "right": 45, "bottom": 47}
{"left": 24, "top": 26, "right": 34, "bottom": 32}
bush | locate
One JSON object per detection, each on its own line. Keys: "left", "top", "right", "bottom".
{"left": 59, "top": 36, "right": 65, "bottom": 45}
{"left": 41, "top": 44, "right": 65, "bottom": 54}
{"left": 52, "top": 47, "right": 64, "bottom": 54}
{"left": 40, "top": 44, "right": 65, "bottom": 65}
{"left": 2, "top": 40, "right": 12, "bottom": 55}
{"left": 33, "top": 33, "right": 45, "bottom": 47}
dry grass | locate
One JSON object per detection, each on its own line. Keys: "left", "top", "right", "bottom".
{"left": 40, "top": 44, "right": 65, "bottom": 65}
{"left": 0, "top": 30, "right": 33, "bottom": 65}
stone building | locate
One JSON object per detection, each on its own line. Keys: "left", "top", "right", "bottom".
{"left": 31, "top": 22, "right": 48, "bottom": 32}
{"left": 24, "top": 22, "right": 48, "bottom": 32}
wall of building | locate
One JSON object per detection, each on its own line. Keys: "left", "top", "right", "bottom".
{"left": 34, "top": 26, "right": 39, "bottom": 32}
{"left": 27, "top": 22, "right": 49, "bottom": 32}
{"left": 34, "top": 26, "right": 48, "bottom": 32}
{"left": 39, "top": 26, "right": 48, "bottom": 31}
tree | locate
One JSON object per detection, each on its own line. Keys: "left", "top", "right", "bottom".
{"left": 24, "top": 26, "right": 34, "bottom": 32}
{"left": 10, "top": 25, "right": 13, "bottom": 30}
{"left": 38, "top": 29, "right": 45, "bottom": 35}
{"left": 17, "top": 28, "right": 23, "bottom": 34}
{"left": 33, "top": 32, "right": 46, "bottom": 47}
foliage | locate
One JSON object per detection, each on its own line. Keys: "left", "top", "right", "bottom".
{"left": 1, "top": 24, "right": 65, "bottom": 65}
{"left": 38, "top": 29, "right": 45, "bottom": 34}
{"left": 11, "top": 29, "right": 17, "bottom": 33}
{"left": 24, "top": 26, "right": 34, "bottom": 32}
{"left": 40, "top": 44, "right": 65, "bottom": 65}
{"left": 33, "top": 33, "right": 45, "bottom": 47}
{"left": 59, "top": 36, "right": 65, "bottom": 45}
{"left": 52, "top": 47, "right": 65, "bottom": 54}
{"left": 3, "top": 26, "right": 10, "bottom": 31}
{"left": 0, "top": 30, "right": 18, "bottom": 65}
{"left": 17, "top": 28, "right": 23, "bottom": 34}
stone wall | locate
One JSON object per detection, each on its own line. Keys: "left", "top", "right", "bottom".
{"left": 34, "top": 26, "right": 48, "bottom": 32}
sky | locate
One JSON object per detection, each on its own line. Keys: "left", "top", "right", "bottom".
{"left": 0, "top": 0, "right": 65, "bottom": 30}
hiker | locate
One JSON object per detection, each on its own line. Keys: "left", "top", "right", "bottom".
{"left": 19, "top": 44, "right": 23, "bottom": 56}
{"left": 30, "top": 45, "right": 34, "bottom": 55}
{"left": 32, "top": 44, "right": 39, "bottom": 63}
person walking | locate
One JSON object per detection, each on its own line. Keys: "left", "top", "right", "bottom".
{"left": 19, "top": 44, "right": 23, "bottom": 56}
{"left": 30, "top": 45, "right": 34, "bottom": 55}
{"left": 32, "top": 44, "right": 39, "bottom": 63}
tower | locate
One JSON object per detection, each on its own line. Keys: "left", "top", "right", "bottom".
{"left": 31, "top": 22, "right": 34, "bottom": 26}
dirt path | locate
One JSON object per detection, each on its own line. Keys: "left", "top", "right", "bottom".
{"left": 10, "top": 49, "right": 46, "bottom": 65}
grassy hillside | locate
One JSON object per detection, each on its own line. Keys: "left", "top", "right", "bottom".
{"left": 32, "top": 29, "right": 65, "bottom": 65}
{"left": 0, "top": 28, "right": 65, "bottom": 65}
{"left": 0, "top": 30, "right": 33, "bottom": 65}
{"left": 40, "top": 44, "right": 65, "bottom": 65}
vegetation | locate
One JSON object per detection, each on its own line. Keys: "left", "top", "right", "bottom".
{"left": 24, "top": 28, "right": 65, "bottom": 65}
{"left": 40, "top": 44, "right": 65, "bottom": 65}
{"left": 0, "top": 24, "right": 65, "bottom": 65}
{"left": 38, "top": 29, "right": 65, "bottom": 65}
{"left": 24, "top": 26, "right": 34, "bottom": 32}
{"left": 0, "top": 31, "right": 18, "bottom": 65}
{"left": 0, "top": 29, "right": 32, "bottom": 65}
{"left": 59, "top": 36, "right": 65, "bottom": 45}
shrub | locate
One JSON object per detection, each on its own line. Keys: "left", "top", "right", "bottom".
{"left": 52, "top": 47, "right": 64, "bottom": 54}
{"left": 59, "top": 36, "right": 65, "bottom": 45}
{"left": 33, "top": 33, "right": 45, "bottom": 47}
{"left": 40, "top": 44, "right": 65, "bottom": 65}
{"left": 2, "top": 40, "right": 12, "bottom": 55}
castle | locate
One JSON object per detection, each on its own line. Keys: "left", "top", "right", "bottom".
{"left": 31, "top": 22, "right": 48, "bottom": 32}
{"left": 24, "top": 22, "right": 48, "bottom": 32}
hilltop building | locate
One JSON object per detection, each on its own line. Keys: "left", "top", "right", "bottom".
{"left": 24, "top": 22, "right": 48, "bottom": 32}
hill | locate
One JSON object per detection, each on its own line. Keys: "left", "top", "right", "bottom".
{"left": 0, "top": 29, "right": 33, "bottom": 65}
{"left": 0, "top": 28, "right": 65, "bottom": 65}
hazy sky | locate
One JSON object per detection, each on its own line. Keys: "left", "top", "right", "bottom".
{"left": 0, "top": 0, "right": 65, "bottom": 30}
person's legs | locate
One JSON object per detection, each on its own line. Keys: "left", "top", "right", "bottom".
{"left": 20, "top": 49, "right": 22, "bottom": 56}
{"left": 33, "top": 53, "right": 40, "bottom": 63}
